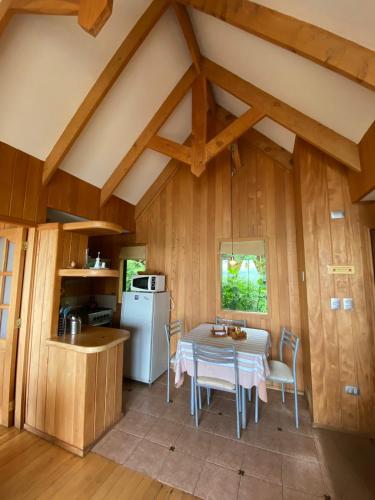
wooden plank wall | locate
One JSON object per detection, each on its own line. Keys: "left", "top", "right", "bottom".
{"left": 294, "top": 138, "right": 375, "bottom": 433}
{"left": 348, "top": 121, "right": 375, "bottom": 202}
{"left": 135, "top": 136, "right": 303, "bottom": 389}
{"left": 0, "top": 141, "right": 135, "bottom": 230}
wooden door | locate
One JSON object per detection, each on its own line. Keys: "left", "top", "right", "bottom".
{"left": 0, "top": 227, "right": 26, "bottom": 426}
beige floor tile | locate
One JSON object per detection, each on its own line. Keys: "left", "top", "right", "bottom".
{"left": 193, "top": 410, "right": 220, "bottom": 433}
{"left": 282, "top": 456, "right": 325, "bottom": 497}
{"left": 194, "top": 462, "right": 241, "bottom": 500}
{"left": 242, "top": 445, "right": 282, "bottom": 485}
{"left": 116, "top": 410, "right": 156, "bottom": 438}
{"left": 137, "top": 396, "right": 168, "bottom": 417}
{"left": 208, "top": 396, "right": 238, "bottom": 417}
{"left": 124, "top": 439, "right": 169, "bottom": 479}
{"left": 123, "top": 390, "right": 148, "bottom": 411}
{"left": 279, "top": 412, "right": 314, "bottom": 437}
{"left": 249, "top": 427, "right": 282, "bottom": 453}
{"left": 214, "top": 414, "right": 240, "bottom": 439}
{"left": 163, "top": 400, "right": 192, "bottom": 425}
{"left": 145, "top": 417, "right": 184, "bottom": 447}
{"left": 279, "top": 431, "right": 318, "bottom": 462}
{"left": 175, "top": 427, "right": 212, "bottom": 459}
{"left": 238, "top": 475, "right": 282, "bottom": 500}
{"left": 144, "top": 382, "right": 168, "bottom": 399}
{"left": 92, "top": 429, "right": 141, "bottom": 464}
{"left": 206, "top": 434, "right": 246, "bottom": 470}
{"left": 157, "top": 450, "right": 204, "bottom": 494}
{"left": 282, "top": 487, "right": 321, "bottom": 499}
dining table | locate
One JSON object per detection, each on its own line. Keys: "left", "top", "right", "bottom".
{"left": 174, "top": 323, "right": 271, "bottom": 428}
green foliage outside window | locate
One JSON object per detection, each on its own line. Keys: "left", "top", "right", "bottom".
{"left": 124, "top": 259, "right": 146, "bottom": 291}
{"left": 221, "top": 254, "right": 268, "bottom": 313}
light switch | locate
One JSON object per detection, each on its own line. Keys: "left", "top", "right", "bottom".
{"left": 330, "top": 298, "right": 340, "bottom": 310}
{"left": 343, "top": 298, "right": 353, "bottom": 311}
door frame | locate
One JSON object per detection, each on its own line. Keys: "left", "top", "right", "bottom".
{"left": 0, "top": 226, "right": 27, "bottom": 426}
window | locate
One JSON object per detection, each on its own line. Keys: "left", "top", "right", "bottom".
{"left": 118, "top": 246, "right": 147, "bottom": 300}
{"left": 123, "top": 259, "right": 146, "bottom": 291}
{"left": 220, "top": 240, "right": 268, "bottom": 314}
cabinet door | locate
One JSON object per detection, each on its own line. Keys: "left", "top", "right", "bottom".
{"left": 0, "top": 227, "right": 26, "bottom": 426}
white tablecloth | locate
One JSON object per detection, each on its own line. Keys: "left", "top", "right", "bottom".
{"left": 174, "top": 323, "right": 270, "bottom": 402}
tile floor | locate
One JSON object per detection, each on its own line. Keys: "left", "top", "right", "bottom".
{"left": 93, "top": 375, "right": 374, "bottom": 500}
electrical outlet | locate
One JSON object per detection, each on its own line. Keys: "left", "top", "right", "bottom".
{"left": 343, "top": 298, "right": 353, "bottom": 310}
{"left": 345, "top": 386, "right": 360, "bottom": 396}
{"left": 330, "top": 298, "right": 340, "bottom": 310}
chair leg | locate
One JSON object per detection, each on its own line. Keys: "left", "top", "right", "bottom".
{"left": 281, "top": 383, "right": 285, "bottom": 403}
{"left": 194, "top": 381, "right": 199, "bottom": 428}
{"left": 198, "top": 386, "right": 202, "bottom": 410}
{"left": 294, "top": 381, "right": 299, "bottom": 429}
{"left": 241, "top": 387, "right": 247, "bottom": 430}
{"left": 248, "top": 388, "right": 252, "bottom": 402}
{"left": 235, "top": 389, "right": 241, "bottom": 439}
{"left": 207, "top": 388, "right": 211, "bottom": 407}
{"left": 190, "top": 376, "right": 195, "bottom": 416}
{"left": 166, "top": 365, "right": 170, "bottom": 403}
{"left": 255, "top": 386, "right": 259, "bottom": 424}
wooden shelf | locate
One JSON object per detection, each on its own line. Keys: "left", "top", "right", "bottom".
{"left": 62, "top": 221, "right": 124, "bottom": 236}
{"left": 58, "top": 269, "right": 119, "bottom": 278}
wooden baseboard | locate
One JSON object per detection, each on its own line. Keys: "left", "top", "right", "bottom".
{"left": 24, "top": 424, "right": 85, "bottom": 457}
{"left": 312, "top": 422, "right": 375, "bottom": 438}
{"left": 23, "top": 414, "right": 124, "bottom": 457}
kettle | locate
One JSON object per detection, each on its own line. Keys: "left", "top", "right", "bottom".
{"left": 67, "top": 315, "right": 82, "bottom": 335}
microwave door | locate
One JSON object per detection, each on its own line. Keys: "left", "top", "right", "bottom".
{"left": 132, "top": 276, "right": 149, "bottom": 291}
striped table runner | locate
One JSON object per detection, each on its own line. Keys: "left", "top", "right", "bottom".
{"left": 174, "top": 323, "right": 271, "bottom": 402}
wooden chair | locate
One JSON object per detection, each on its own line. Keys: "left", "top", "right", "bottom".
{"left": 266, "top": 328, "right": 300, "bottom": 428}
{"left": 215, "top": 316, "right": 247, "bottom": 328}
{"left": 192, "top": 342, "right": 241, "bottom": 439}
{"left": 164, "top": 320, "right": 184, "bottom": 403}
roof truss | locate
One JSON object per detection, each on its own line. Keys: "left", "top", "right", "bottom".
{"left": 1, "top": 0, "right": 113, "bottom": 37}
{"left": 177, "top": 0, "right": 375, "bottom": 93}
{"left": 202, "top": 57, "right": 361, "bottom": 172}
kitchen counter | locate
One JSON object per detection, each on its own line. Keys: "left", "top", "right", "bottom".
{"left": 46, "top": 326, "right": 130, "bottom": 354}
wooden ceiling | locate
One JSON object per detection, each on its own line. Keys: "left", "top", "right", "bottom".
{"left": 1, "top": 0, "right": 374, "bottom": 206}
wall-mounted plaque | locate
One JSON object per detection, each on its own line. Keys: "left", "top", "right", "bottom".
{"left": 327, "top": 265, "right": 355, "bottom": 275}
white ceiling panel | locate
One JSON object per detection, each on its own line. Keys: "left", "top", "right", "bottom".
{"left": 254, "top": 0, "right": 375, "bottom": 51}
{"left": 190, "top": 8, "right": 375, "bottom": 143}
{"left": 213, "top": 85, "right": 296, "bottom": 153}
{"left": 59, "top": 8, "right": 191, "bottom": 188}
{"left": 0, "top": 0, "right": 153, "bottom": 160}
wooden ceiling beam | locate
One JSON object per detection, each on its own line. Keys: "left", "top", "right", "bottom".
{"left": 172, "top": 2, "right": 216, "bottom": 112}
{"left": 177, "top": 0, "right": 375, "bottom": 93}
{"left": 206, "top": 107, "right": 265, "bottom": 162}
{"left": 0, "top": 1, "right": 16, "bottom": 36}
{"left": 78, "top": 0, "right": 112, "bottom": 37}
{"left": 100, "top": 65, "right": 197, "bottom": 207}
{"left": 202, "top": 57, "right": 361, "bottom": 172}
{"left": 148, "top": 135, "right": 192, "bottom": 165}
{"left": 11, "top": 0, "right": 79, "bottom": 15}
{"left": 191, "top": 74, "right": 208, "bottom": 176}
{"left": 5, "top": 1, "right": 113, "bottom": 36}
{"left": 42, "top": 0, "right": 170, "bottom": 186}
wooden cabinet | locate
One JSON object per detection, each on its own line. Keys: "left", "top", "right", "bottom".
{"left": 23, "top": 222, "right": 130, "bottom": 456}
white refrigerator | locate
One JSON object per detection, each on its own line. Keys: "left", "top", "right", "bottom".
{"left": 120, "top": 291, "right": 170, "bottom": 384}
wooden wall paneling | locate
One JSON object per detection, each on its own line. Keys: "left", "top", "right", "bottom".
{"left": 294, "top": 138, "right": 375, "bottom": 433}
{"left": 134, "top": 125, "right": 303, "bottom": 389}
{"left": 25, "top": 226, "right": 62, "bottom": 430}
{"left": 1, "top": 142, "right": 136, "bottom": 229}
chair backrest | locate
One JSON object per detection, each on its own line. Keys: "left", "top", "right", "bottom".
{"left": 192, "top": 342, "right": 239, "bottom": 387}
{"left": 164, "top": 319, "right": 184, "bottom": 347}
{"left": 215, "top": 316, "right": 247, "bottom": 328}
{"left": 280, "top": 328, "right": 300, "bottom": 377}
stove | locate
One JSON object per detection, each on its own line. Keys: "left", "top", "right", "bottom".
{"left": 86, "top": 308, "right": 113, "bottom": 327}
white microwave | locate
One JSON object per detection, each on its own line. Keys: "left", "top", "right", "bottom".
{"left": 130, "top": 275, "right": 165, "bottom": 292}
